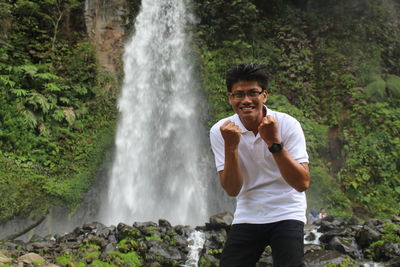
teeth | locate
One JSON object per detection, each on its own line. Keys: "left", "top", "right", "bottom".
{"left": 241, "top": 107, "right": 253, "bottom": 110}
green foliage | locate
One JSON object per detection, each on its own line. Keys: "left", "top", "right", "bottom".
{"left": 145, "top": 235, "right": 162, "bottom": 242}
{"left": 55, "top": 244, "right": 142, "bottom": 267}
{"left": 198, "top": 255, "right": 219, "bottom": 267}
{"left": 55, "top": 255, "right": 74, "bottom": 265}
{"left": 117, "top": 238, "right": 140, "bottom": 253}
{"left": 386, "top": 74, "right": 400, "bottom": 98}
{"left": 0, "top": 0, "right": 117, "bottom": 222}
{"left": 107, "top": 251, "right": 142, "bottom": 266}
{"left": 338, "top": 102, "right": 400, "bottom": 217}
{"left": 365, "top": 75, "right": 386, "bottom": 100}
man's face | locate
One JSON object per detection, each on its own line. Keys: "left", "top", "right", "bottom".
{"left": 228, "top": 80, "right": 268, "bottom": 126}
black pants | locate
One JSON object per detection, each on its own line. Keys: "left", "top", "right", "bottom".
{"left": 219, "top": 220, "right": 304, "bottom": 267}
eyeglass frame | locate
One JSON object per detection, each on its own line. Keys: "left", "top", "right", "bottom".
{"left": 227, "top": 89, "right": 266, "bottom": 99}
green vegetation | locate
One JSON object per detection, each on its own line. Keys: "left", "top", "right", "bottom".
{"left": 54, "top": 241, "right": 142, "bottom": 266}
{"left": 326, "top": 256, "right": 356, "bottom": 267}
{"left": 0, "top": 0, "right": 118, "bottom": 222}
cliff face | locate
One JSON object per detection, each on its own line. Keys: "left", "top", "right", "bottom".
{"left": 84, "top": 0, "right": 128, "bottom": 75}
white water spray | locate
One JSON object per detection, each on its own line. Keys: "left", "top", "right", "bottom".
{"left": 183, "top": 231, "right": 205, "bottom": 267}
{"left": 102, "top": 0, "right": 209, "bottom": 226}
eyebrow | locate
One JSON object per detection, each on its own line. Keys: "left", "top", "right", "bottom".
{"left": 233, "top": 88, "right": 261, "bottom": 92}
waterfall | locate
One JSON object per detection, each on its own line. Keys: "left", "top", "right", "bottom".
{"left": 101, "top": 0, "right": 210, "bottom": 226}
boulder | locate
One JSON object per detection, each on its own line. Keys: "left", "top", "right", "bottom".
{"left": 327, "top": 236, "right": 362, "bottom": 259}
{"left": 0, "top": 251, "right": 12, "bottom": 264}
{"left": 206, "top": 212, "right": 233, "bottom": 231}
{"left": 18, "top": 252, "right": 46, "bottom": 264}
{"left": 355, "top": 225, "right": 381, "bottom": 249}
{"left": 304, "top": 249, "right": 349, "bottom": 266}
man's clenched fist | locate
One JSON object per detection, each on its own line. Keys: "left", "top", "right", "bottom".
{"left": 258, "top": 115, "right": 280, "bottom": 146}
{"left": 220, "top": 120, "right": 241, "bottom": 149}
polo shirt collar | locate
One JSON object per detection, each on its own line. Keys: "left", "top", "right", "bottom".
{"left": 233, "top": 105, "right": 269, "bottom": 134}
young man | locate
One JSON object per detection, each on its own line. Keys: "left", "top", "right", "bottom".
{"left": 210, "top": 63, "right": 310, "bottom": 267}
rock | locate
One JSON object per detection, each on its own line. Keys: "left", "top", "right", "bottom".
{"left": 386, "top": 256, "right": 400, "bottom": 267}
{"left": 373, "top": 242, "right": 400, "bottom": 262}
{"left": 206, "top": 212, "right": 233, "bottom": 231}
{"left": 319, "top": 228, "right": 351, "bottom": 244}
{"left": 355, "top": 225, "right": 381, "bottom": 249}
{"left": 304, "top": 243, "right": 322, "bottom": 254}
{"left": 175, "top": 225, "right": 193, "bottom": 237}
{"left": 29, "top": 234, "right": 44, "bottom": 242}
{"left": 116, "top": 223, "right": 141, "bottom": 240}
{"left": 158, "top": 219, "right": 172, "bottom": 229}
{"left": 327, "top": 236, "right": 362, "bottom": 259}
{"left": 0, "top": 214, "right": 398, "bottom": 266}
{"left": 0, "top": 251, "right": 12, "bottom": 264}
{"left": 173, "top": 234, "right": 189, "bottom": 250}
{"left": 147, "top": 240, "right": 183, "bottom": 261}
{"left": 318, "top": 219, "right": 343, "bottom": 232}
{"left": 18, "top": 252, "right": 46, "bottom": 264}
{"left": 304, "top": 249, "right": 348, "bottom": 266}
{"left": 83, "top": 221, "right": 106, "bottom": 232}
{"left": 304, "top": 231, "right": 316, "bottom": 242}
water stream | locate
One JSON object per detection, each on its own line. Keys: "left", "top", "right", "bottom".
{"left": 182, "top": 231, "right": 206, "bottom": 267}
{"left": 100, "top": 0, "right": 210, "bottom": 227}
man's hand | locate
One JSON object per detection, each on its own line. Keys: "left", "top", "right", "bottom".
{"left": 219, "top": 120, "right": 243, "bottom": 196}
{"left": 258, "top": 115, "right": 280, "bottom": 146}
{"left": 220, "top": 120, "right": 241, "bottom": 150}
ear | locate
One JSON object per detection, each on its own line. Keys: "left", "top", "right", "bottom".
{"left": 263, "top": 90, "right": 268, "bottom": 103}
{"left": 228, "top": 93, "right": 233, "bottom": 106}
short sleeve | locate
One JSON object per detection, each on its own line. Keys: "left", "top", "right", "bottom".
{"left": 282, "top": 117, "right": 309, "bottom": 164}
{"left": 210, "top": 125, "right": 225, "bottom": 172}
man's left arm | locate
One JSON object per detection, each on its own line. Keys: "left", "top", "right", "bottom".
{"left": 258, "top": 115, "right": 310, "bottom": 192}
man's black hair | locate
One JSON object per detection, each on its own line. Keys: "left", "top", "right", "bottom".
{"left": 225, "top": 63, "right": 268, "bottom": 92}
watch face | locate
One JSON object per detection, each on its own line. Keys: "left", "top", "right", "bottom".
{"left": 269, "top": 142, "right": 283, "bottom": 153}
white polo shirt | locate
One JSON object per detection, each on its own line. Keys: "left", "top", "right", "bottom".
{"left": 210, "top": 107, "right": 309, "bottom": 224}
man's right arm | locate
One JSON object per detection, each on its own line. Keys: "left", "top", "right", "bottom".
{"left": 218, "top": 121, "right": 244, "bottom": 197}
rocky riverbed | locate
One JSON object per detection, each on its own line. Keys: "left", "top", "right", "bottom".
{"left": 1, "top": 213, "right": 399, "bottom": 266}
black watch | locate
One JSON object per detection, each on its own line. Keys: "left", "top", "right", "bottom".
{"left": 268, "top": 142, "right": 284, "bottom": 153}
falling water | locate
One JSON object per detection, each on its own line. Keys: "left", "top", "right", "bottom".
{"left": 101, "top": 0, "right": 209, "bottom": 226}
{"left": 183, "top": 231, "right": 205, "bottom": 267}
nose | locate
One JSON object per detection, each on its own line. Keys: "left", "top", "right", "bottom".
{"left": 241, "top": 94, "right": 252, "bottom": 103}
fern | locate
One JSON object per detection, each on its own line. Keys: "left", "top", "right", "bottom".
{"left": 75, "top": 106, "right": 89, "bottom": 119}
{"left": 36, "top": 72, "right": 60, "bottom": 81}
{"left": 59, "top": 97, "right": 70, "bottom": 104}
{"left": 386, "top": 75, "right": 400, "bottom": 98}
{"left": 73, "top": 85, "right": 88, "bottom": 95}
{"left": 62, "top": 107, "right": 76, "bottom": 126}
{"left": 0, "top": 75, "right": 15, "bottom": 88}
{"left": 365, "top": 76, "right": 386, "bottom": 100}
{"left": 19, "top": 109, "right": 38, "bottom": 128}
{"left": 27, "top": 92, "right": 50, "bottom": 113}
{"left": 52, "top": 109, "right": 65, "bottom": 122}
{"left": 11, "top": 89, "right": 28, "bottom": 97}
{"left": 18, "top": 65, "right": 39, "bottom": 77}
{"left": 38, "top": 123, "right": 51, "bottom": 136}
{"left": 44, "top": 82, "right": 62, "bottom": 92}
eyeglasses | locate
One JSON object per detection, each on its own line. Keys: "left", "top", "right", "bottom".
{"left": 228, "top": 90, "right": 264, "bottom": 99}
